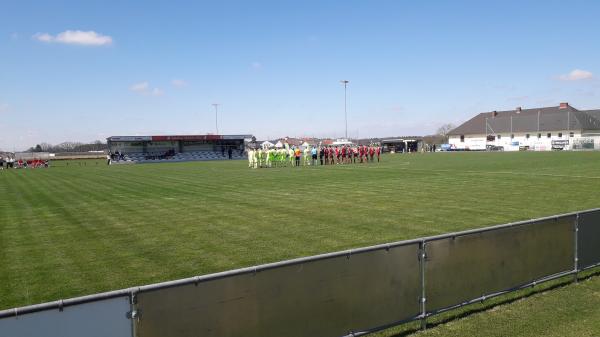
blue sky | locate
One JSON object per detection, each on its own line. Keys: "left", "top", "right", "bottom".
{"left": 1, "top": 0, "right": 599, "bottom": 150}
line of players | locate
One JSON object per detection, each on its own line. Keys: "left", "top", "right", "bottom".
{"left": 0, "top": 156, "right": 49, "bottom": 169}
{"left": 248, "top": 145, "right": 381, "bottom": 168}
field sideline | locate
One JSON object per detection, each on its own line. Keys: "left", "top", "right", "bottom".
{"left": 2, "top": 151, "right": 600, "bottom": 336}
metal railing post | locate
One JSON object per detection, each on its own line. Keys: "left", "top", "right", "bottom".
{"left": 574, "top": 213, "right": 579, "bottom": 283}
{"left": 128, "top": 289, "right": 139, "bottom": 337}
{"left": 420, "top": 240, "right": 427, "bottom": 330}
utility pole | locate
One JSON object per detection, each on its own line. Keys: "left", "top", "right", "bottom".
{"left": 340, "top": 80, "right": 349, "bottom": 139}
{"left": 212, "top": 103, "right": 220, "bottom": 134}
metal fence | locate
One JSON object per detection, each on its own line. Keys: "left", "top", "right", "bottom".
{"left": 2, "top": 209, "right": 600, "bottom": 337}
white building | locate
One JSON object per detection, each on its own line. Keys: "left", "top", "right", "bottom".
{"left": 448, "top": 103, "right": 600, "bottom": 151}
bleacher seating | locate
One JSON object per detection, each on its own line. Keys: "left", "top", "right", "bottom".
{"left": 116, "top": 150, "right": 246, "bottom": 164}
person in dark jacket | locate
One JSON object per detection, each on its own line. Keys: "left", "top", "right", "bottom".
{"left": 319, "top": 147, "right": 325, "bottom": 165}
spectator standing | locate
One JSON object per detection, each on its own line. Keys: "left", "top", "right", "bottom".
{"left": 227, "top": 146, "right": 233, "bottom": 159}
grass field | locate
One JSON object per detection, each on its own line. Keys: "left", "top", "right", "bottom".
{"left": 1, "top": 151, "right": 600, "bottom": 336}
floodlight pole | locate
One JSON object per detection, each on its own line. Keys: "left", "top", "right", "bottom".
{"left": 340, "top": 80, "right": 349, "bottom": 139}
{"left": 212, "top": 103, "right": 220, "bottom": 135}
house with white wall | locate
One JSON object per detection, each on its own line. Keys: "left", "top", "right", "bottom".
{"left": 448, "top": 103, "right": 600, "bottom": 151}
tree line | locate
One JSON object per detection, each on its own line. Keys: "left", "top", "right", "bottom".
{"left": 27, "top": 141, "right": 107, "bottom": 153}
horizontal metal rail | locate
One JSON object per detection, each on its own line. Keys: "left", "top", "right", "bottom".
{"left": 421, "top": 211, "right": 589, "bottom": 242}
{"left": 340, "top": 314, "right": 423, "bottom": 337}
{"left": 581, "top": 261, "right": 600, "bottom": 272}
{"left": 0, "top": 288, "right": 133, "bottom": 318}
{"left": 427, "top": 269, "right": 577, "bottom": 316}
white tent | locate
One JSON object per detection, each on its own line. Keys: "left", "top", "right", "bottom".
{"left": 333, "top": 139, "right": 353, "bottom": 146}
{"left": 261, "top": 141, "right": 275, "bottom": 149}
{"left": 275, "top": 141, "right": 284, "bottom": 148}
{"left": 301, "top": 142, "right": 310, "bottom": 148}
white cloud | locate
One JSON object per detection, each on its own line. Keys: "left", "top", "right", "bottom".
{"left": 171, "top": 79, "right": 188, "bottom": 87}
{"left": 33, "top": 30, "right": 113, "bottom": 46}
{"left": 33, "top": 33, "right": 53, "bottom": 42}
{"left": 559, "top": 69, "right": 593, "bottom": 81}
{"left": 130, "top": 82, "right": 164, "bottom": 96}
{"left": 130, "top": 81, "right": 149, "bottom": 93}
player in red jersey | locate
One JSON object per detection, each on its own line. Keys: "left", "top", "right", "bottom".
{"left": 329, "top": 146, "right": 335, "bottom": 165}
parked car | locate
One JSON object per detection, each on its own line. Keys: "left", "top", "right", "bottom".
{"left": 486, "top": 145, "right": 504, "bottom": 151}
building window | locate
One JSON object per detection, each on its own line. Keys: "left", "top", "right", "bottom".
{"left": 537, "top": 133, "right": 541, "bottom": 139}
{"left": 558, "top": 132, "right": 562, "bottom": 138}
{"left": 570, "top": 132, "right": 574, "bottom": 137}
{"left": 547, "top": 133, "right": 551, "bottom": 138}
{"left": 460, "top": 135, "right": 464, "bottom": 142}
{"left": 497, "top": 134, "right": 502, "bottom": 140}
{"left": 511, "top": 134, "right": 514, "bottom": 139}
{"left": 526, "top": 134, "right": 530, "bottom": 139}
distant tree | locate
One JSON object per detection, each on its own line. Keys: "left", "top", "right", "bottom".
{"left": 436, "top": 123, "right": 456, "bottom": 138}
{"left": 423, "top": 134, "right": 446, "bottom": 145}
{"left": 58, "top": 142, "right": 79, "bottom": 151}
{"left": 39, "top": 142, "right": 52, "bottom": 152}
{"left": 25, "top": 140, "right": 108, "bottom": 153}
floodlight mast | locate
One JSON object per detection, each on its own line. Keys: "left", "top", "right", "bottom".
{"left": 212, "top": 103, "right": 220, "bottom": 134}
{"left": 340, "top": 80, "right": 349, "bottom": 139}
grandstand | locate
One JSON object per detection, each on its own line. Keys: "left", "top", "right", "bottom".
{"left": 106, "top": 134, "right": 252, "bottom": 164}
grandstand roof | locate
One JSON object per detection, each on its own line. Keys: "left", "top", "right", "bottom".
{"left": 448, "top": 104, "right": 600, "bottom": 136}
{"left": 107, "top": 135, "right": 252, "bottom": 142}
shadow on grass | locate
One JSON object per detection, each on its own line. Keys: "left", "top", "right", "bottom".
{"left": 385, "top": 269, "right": 600, "bottom": 337}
